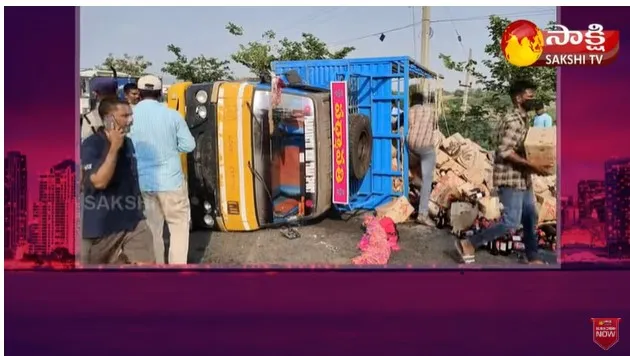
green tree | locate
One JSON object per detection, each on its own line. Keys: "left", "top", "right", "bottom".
{"left": 100, "top": 53, "right": 152, "bottom": 76}
{"left": 226, "top": 22, "right": 356, "bottom": 78}
{"left": 436, "top": 15, "right": 558, "bottom": 149}
{"left": 440, "top": 15, "right": 557, "bottom": 114}
{"left": 161, "top": 44, "right": 234, "bottom": 83}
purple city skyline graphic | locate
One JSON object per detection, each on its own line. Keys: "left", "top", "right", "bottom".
{"left": 5, "top": 152, "right": 77, "bottom": 264}
{"left": 561, "top": 157, "right": 630, "bottom": 263}
{"left": 4, "top": 6, "right": 630, "bottom": 356}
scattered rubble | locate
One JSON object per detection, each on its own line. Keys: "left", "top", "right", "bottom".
{"left": 384, "top": 129, "right": 558, "bottom": 256}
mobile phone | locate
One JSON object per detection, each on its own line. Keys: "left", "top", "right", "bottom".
{"left": 104, "top": 115, "right": 115, "bottom": 130}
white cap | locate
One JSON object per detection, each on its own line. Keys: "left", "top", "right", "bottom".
{"left": 137, "top": 75, "right": 162, "bottom": 91}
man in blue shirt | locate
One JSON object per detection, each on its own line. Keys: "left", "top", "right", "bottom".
{"left": 533, "top": 101, "right": 553, "bottom": 128}
{"left": 81, "top": 98, "right": 155, "bottom": 265}
{"left": 129, "top": 75, "right": 196, "bottom": 264}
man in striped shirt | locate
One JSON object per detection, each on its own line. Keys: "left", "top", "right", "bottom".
{"left": 407, "top": 92, "right": 437, "bottom": 226}
{"left": 129, "top": 75, "right": 196, "bottom": 264}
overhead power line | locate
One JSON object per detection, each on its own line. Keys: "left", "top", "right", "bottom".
{"left": 276, "top": 7, "right": 347, "bottom": 37}
{"left": 329, "top": 9, "right": 554, "bottom": 47}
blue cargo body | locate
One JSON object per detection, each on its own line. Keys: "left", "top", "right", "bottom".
{"left": 272, "top": 56, "right": 437, "bottom": 211}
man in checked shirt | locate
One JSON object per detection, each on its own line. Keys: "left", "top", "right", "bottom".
{"left": 455, "top": 80, "right": 553, "bottom": 264}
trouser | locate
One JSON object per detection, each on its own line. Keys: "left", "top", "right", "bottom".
{"left": 409, "top": 146, "right": 436, "bottom": 216}
{"left": 81, "top": 220, "right": 155, "bottom": 265}
{"left": 142, "top": 183, "right": 190, "bottom": 264}
{"left": 469, "top": 187, "right": 540, "bottom": 261}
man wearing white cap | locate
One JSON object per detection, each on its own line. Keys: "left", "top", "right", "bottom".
{"left": 129, "top": 74, "right": 196, "bottom": 264}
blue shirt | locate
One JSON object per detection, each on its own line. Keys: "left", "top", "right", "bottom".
{"left": 533, "top": 113, "right": 553, "bottom": 128}
{"left": 81, "top": 131, "right": 144, "bottom": 238}
{"left": 129, "top": 99, "right": 196, "bottom": 192}
{"left": 391, "top": 106, "right": 404, "bottom": 126}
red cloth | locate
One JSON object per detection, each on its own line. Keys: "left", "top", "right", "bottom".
{"left": 352, "top": 215, "right": 400, "bottom": 265}
{"left": 379, "top": 217, "right": 400, "bottom": 251}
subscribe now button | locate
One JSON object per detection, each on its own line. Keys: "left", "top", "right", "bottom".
{"left": 591, "top": 318, "right": 621, "bottom": 350}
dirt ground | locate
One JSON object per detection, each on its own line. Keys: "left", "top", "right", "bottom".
{"left": 174, "top": 216, "right": 558, "bottom": 267}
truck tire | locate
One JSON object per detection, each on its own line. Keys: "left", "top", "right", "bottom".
{"left": 348, "top": 114, "right": 372, "bottom": 180}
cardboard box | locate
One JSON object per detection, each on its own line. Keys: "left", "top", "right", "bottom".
{"left": 430, "top": 172, "right": 465, "bottom": 208}
{"left": 375, "top": 196, "right": 415, "bottom": 224}
{"left": 449, "top": 202, "right": 479, "bottom": 234}
{"left": 524, "top": 127, "right": 556, "bottom": 174}
{"left": 442, "top": 133, "right": 466, "bottom": 156}
{"left": 440, "top": 159, "right": 467, "bottom": 177}
{"left": 536, "top": 196, "right": 557, "bottom": 223}
{"left": 479, "top": 196, "right": 502, "bottom": 220}
{"left": 436, "top": 149, "right": 450, "bottom": 168}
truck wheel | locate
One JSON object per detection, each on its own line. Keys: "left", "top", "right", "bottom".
{"left": 348, "top": 114, "right": 372, "bottom": 180}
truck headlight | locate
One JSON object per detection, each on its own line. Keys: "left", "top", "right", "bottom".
{"left": 196, "top": 105, "right": 207, "bottom": 119}
{"left": 195, "top": 90, "right": 208, "bottom": 104}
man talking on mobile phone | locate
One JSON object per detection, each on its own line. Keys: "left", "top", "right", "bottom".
{"left": 80, "top": 98, "right": 155, "bottom": 265}
{"left": 454, "top": 80, "right": 553, "bottom": 265}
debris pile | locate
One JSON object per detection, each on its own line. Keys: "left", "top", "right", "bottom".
{"left": 412, "top": 131, "right": 556, "bottom": 251}
{"left": 427, "top": 132, "right": 500, "bottom": 230}
{"left": 375, "top": 128, "right": 557, "bottom": 260}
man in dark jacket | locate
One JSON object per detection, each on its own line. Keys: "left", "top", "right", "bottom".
{"left": 81, "top": 97, "right": 155, "bottom": 265}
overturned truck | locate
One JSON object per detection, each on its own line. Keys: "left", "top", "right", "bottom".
{"left": 167, "top": 56, "right": 437, "bottom": 231}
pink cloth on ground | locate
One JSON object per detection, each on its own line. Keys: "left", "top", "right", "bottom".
{"left": 352, "top": 215, "right": 400, "bottom": 265}
{"left": 379, "top": 217, "right": 400, "bottom": 251}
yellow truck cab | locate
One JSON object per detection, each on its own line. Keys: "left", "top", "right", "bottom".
{"left": 181, "top": 80, "right": 334, "bottom": 231}
{"left": 166, "top": 82, "right": 192, "bottom": 179}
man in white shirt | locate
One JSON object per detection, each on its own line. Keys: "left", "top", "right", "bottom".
{"left": 80, "top": 78, "right": 118, "bottom": 141}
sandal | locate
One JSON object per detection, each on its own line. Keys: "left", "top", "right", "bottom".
{"left": 454, "top": 239, "right": 475, "bottom": 264}
{"left": 528, "top": 259, "right": 549, "bottom": 265}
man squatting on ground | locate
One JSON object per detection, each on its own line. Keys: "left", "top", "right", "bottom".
{"left": 455, "top": 80, "right": 553, "bottom": 264}
{"left": 80, "top": 98, "right": 155, "bottom": 265}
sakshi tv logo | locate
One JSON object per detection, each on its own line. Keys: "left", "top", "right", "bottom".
{"left": 501, "top": 20, "right": 620, "bottom": 67}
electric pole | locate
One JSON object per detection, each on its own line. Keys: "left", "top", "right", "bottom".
{"left": 420, "top": 6, "right": 431, "bottom": 98}
{"left": 459, "top": 48, "right": 472, "bottom": 120}
{"left": 411, "top": 7, "right": 417, "bottom": 62}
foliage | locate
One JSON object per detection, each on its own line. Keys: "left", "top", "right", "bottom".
{"left": 437, "top": 15, "right": 558, "bottom": 149}
{"left": 440, "top": 16, "right": 557, "bottom": 114}
{"left": 100, "top": 53, "right": 152, "bottom": 77}
{"left": 161, "top": 44, "right": 234, "bottom": 83}
{"left": 226, "top": 22, "right": 355, "bottom": 78}
{"left": 439, "top": 101, "right": 496, "bottom": 150}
